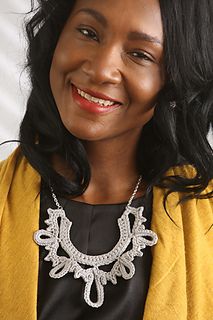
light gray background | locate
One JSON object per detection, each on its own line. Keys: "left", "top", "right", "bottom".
{"left": 0, "top": 1, "right": 212, "bottom": 161}
{"left": 0, "top": 1, "right": 31, "bottom": 160}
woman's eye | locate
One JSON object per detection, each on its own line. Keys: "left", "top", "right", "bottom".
{"left": 77, "top": 27, "right": 99, "bottom": 41}
{"left": 130, "top": 51, "right": 153, "bottom": 63}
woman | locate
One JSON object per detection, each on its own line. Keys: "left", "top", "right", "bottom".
{"left": 0, "top": 0, "right": 212, "bottom": 319}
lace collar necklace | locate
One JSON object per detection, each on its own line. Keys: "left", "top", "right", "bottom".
{"left": 34, "top": 177, "right": 158, "bottom": 308}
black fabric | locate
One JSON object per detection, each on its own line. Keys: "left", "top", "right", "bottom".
{"left": 37, "top": 183, "right": 153, "bottom": 320}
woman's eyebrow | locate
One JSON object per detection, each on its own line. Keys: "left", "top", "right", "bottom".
{"left": 74, "top": 7, "right": 162, "bottom": 46}
{"left": 127, "top": 31, "right": 162, "bottom": 47}
{"left": 74, "top": 8, "right": 108, "bottom": 28}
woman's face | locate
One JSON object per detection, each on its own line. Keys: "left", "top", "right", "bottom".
{"left": 50, "top": 0, "right": 165, "bottom": 141}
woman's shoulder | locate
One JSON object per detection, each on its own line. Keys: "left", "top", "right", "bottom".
{"left": 165, "top": 163, "right": 213, "bottom": 191}
{"left": 0, "top": 146, "right": 21, "bottom": 172}
{"left": 0, "top": 146, "right": 40, "bottom": 225}
{"left": 166, "top": 163, "right": 198, "bottom": 178}
{"left": 0, "top": 146, "right": 36, "bottom": 194}
{"left": 161, "top": 163, "right": 213, "bottom": 235}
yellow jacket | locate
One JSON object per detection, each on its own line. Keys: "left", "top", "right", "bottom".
{"left": 0, "top": 147, "right": 212, "bottom": 320}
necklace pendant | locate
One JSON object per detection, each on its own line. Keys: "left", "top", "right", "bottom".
{"left": 84, "top": 267, "right": 105, "bottom": 308}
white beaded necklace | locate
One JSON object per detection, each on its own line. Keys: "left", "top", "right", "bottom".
{"left": 34, "top": 176, "right": 158, "bottom": 308}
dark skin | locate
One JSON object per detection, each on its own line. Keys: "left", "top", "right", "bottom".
{"left": 49, "top": 0, "right": 165, "bottom": 204}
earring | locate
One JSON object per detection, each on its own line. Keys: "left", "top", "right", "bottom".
{"left": 170, "top": 101, "right": 176, "bottom": 109}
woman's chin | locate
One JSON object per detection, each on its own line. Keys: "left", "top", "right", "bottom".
{"left": 64, "top": 124, "right": 109, "bottom": 142}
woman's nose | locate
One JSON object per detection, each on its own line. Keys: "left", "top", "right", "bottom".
{"left": 81, "top": 46, "right": 123, "bottom": 85}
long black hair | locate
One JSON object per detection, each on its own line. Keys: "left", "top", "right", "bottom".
{"left": 13, "top": 0, "right": 213, "bottom": 205}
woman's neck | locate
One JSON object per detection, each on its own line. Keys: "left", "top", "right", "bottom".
{"left": 51, "top": 131, "right": 146, "bottom": 204}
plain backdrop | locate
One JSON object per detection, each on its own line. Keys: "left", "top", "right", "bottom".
{"left": 0, "top": 1, "right": 212, "bottom": 161}
{"left": 0, "top": 1, "right": 31, "bottom": 160}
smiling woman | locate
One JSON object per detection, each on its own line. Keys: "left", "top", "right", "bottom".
{"left": 49, "top": 1, "right": 164, "bottom": 143}
{"left": 0, "top": 0, "right": 213, "bottom": 320}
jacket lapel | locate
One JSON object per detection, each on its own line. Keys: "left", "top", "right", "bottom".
{"left": 0, "top": 148, "right": 40, "bottom": 320}
{"left": 144, "top": 166, "right": 213, "bottom": 319}
{"left": 143, "top": 182, "right": 187, "bottom": 319}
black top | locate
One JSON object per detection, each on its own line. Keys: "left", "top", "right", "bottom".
{"left": 37, "top": 184, "right": 153, "bottom": 320}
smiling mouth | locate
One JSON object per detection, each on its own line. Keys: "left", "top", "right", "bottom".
{"left": 71, "top": 84, "right": 123, "bottom": 114}
{"left": 76, "top": 87, "right": 119, "bottom": 107}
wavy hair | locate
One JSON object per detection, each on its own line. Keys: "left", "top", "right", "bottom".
{"left": 12, "top": 0, "right": 212, "bottom": 207}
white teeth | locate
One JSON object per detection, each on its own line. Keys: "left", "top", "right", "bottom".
{"left": 77, "top": 88, "right": 115, "bottom": 107}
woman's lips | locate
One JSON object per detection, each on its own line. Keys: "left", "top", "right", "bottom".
{"left": 71, "top": 84, "right": 122, "bottom": 114}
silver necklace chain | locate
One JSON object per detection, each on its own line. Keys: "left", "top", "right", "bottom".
{"left": 51, "top": 176, "right": 143, "bottom": 210}
{"left": 126, "top": 175, "right": 142, "bottom": 207}
{"left": 34, "top": 176, "right": 158, "bottom": 308}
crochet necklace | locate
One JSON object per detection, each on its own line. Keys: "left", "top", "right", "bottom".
{"left": 34, "top": 176, "right": 158, "bottom": 308}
